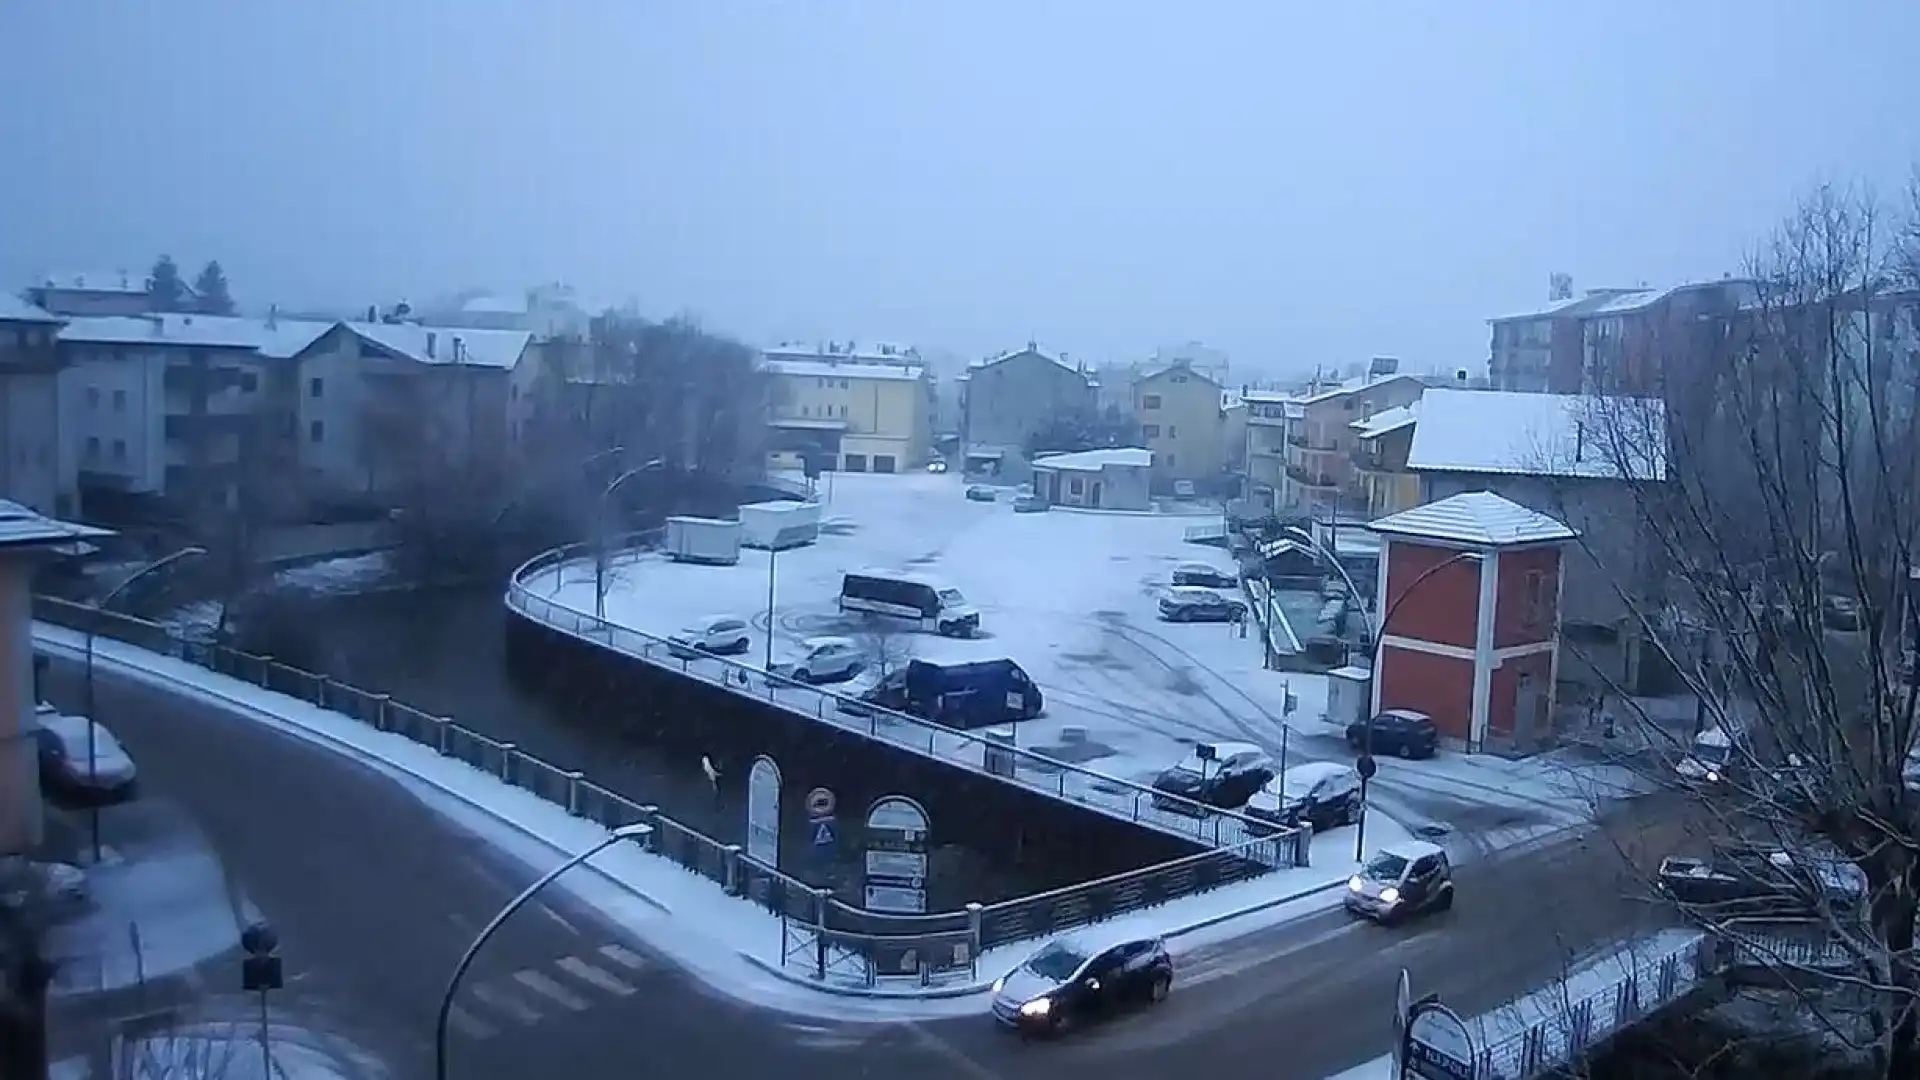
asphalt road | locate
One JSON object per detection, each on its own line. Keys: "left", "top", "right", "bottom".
{"left": 37, "top": 645, "right": 1707, "bottom": 1080}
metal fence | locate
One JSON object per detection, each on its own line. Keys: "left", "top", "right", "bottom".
{"left": 505, "top": 538, "right": 1304, "bottom": 862}
{"left": 1472, "top": 927, "right": 1855, "bottom": 1080}
{"left": 33, "top": 594, "right": 1309, "bottom": 989}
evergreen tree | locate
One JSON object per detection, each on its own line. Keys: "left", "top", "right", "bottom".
{"left": 194, "top": 260, "right": 234, "bottom": 315}
{"left": 147, "top": 255, "right": 184, "bottom": 311}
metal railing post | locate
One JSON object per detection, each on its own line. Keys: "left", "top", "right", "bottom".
{"left": 965, "top": 902, "right": 984, "bottom": 975}
{"left": 373, "top": 693, "right": 391, "bottom": 732}
{"left": 639, "top": 805, "right": 661, "bottom": 851}
{"left": 499, "top": 743, "right": 517, "bottom": 783}
{"left": 812, "top": 887, "right": 831, "bottom": 980}
{"left": 315, "top": 674, "right": 331, "bottom": 708}
{"left": 566, "top": 771, "right": 585, "bottom": 816}
{"left": 437, "top": 717, "right": 454, "bottom": 755}
{"left": 723, "top": 844, "right": 743, "bottom": 896}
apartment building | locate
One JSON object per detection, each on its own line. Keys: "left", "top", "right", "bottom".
{"left": 1241, "top": 390, "right": 1300, "bottom": 511}
{"left": 1348, "top": 400, "right": 1421, "bottom": 518}
{"left": 959, "top": 345, "right": 1095, "bottom": 480}
{"left": 1132, "top": 359, "right": 1233, "bottom": 488}
{"left": 765, "top": 349, "right": 931, "bottom": 473}
{"left": 1282, "top": 361, "right": 1425, "bottom": 512}
{"left": 1487, "top": 278, "right": 1759, "bottom": 395}
{"left": 0, "top": 296, "right": 71, "bottom": 517}
{"left": 28, "top": 271, "right": 191, "bottom": 318}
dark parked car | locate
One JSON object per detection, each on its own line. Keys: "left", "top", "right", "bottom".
{"left": 838, "top": 658, "right": 1043, "bottom": 729}
{"left": 33, "top": 705, "right": 140, "bottom": 808}
{"left": 1346, "top": 709, "right": 1439, "bottom": 760}
{"left": 1171, "top": 562, "right": 1237, "bottom": 589}
{"left": 965, "top": 485, "right": 998, "bottom": 502}
{"left": 1246, "top": 762, "right": 1363, "bottom": 832}
{"left": 1158, "top": 587, "right": 1247, "bottom": 623}
{"left": 1150, "top": 741, "right": 1274, "bottom": 813}
{"left": 990, "top": 932, "right": 1174, "bottom": 1036}
{"left": 1344, "top": 840, "right": 1454, "bottom": 924}
{"left": 1656, "top": 846, "right": 1865, "bottom": 915}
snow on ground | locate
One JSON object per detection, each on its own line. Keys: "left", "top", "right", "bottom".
{"left": 273, "top": 551, "right": 391, "bottom": 595}
{"left": 519, "top": 471, "right": 1634, "bottom": 845}
{"left": 1324, "top": 926, "right": 1706, "bottom": 1080}
{"left": 114, "top": 1020, "right": 389, "bottom": 1080}
{"left": 35, "top": 623, "right": 1406, "bottom": 1018}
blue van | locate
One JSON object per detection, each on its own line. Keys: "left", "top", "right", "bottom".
{"left": 860, "top": 658, "right": 1042, "bottom": 730}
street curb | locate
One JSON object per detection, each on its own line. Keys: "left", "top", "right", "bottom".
{"left": 30, "top": 630, "right": 682, "bottom": 926}
{"left": 1161, "top": 879, "right": 1347, "bottom": 943}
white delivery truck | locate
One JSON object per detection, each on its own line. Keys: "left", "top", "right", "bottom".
{"left": 664, "top": 516, "right": 742, "bottom": 565}
{"left": 738, "top": 500, "right": 822, "bottom": 550}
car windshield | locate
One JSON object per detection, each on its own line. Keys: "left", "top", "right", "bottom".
{"left": 1280, "top": 772, "right": 1325, "bottom": 800}
{"left": 1693, "top": 741, "right": 1731, "bottom": 767}
{"left": 1022, "top": 941, "right": 1088, "bottom": 982}
{"left": 1167, "top": 756, "right": 1206, "bottom": 778}
{"left": 1362, "top": 852, "right": 1409, "bottom": 881}
{"left": 937, "top": 588, "right": 966, "bottom": 605}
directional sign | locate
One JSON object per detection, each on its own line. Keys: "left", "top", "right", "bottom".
{"left": 811, "top": 816, "right": 837, "bottom": 849}
{"left": 806, "top": 787, "right": 836, "bottom": 820}
{"left": 864, "top": 795, "right": 931, "bottom": 914}
{"left": 865, "top": 883, "right": 928, "bottom": 914}
{"left": 1404, "top": 1000, "right": 1475, "bottom": 1080}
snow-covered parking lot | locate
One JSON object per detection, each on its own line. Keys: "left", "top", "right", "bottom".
{"left": 516, "top": 471, "right": 1648, "bottom": 851}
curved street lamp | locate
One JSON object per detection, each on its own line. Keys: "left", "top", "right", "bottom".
{"left": 82, "top": 545, "right": 207, "bottom": 861}
{"left": 490, "top": 445, "right": 630, "bottom": 527}
{"left": 594, "top": 459, "right": 665, "bottom": 619}
{"left": 435, "top": 823, "right": 652, "bottom": 1080}
{"left": 1282, "top": 527, "right": 1479, "bottom": 858}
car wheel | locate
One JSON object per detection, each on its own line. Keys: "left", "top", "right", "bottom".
{"left": 1397, "top": 742, "right": 1416, "bottom": 759}
{"left": 792, "top": 669, "right": 811, "bottom": 684}
{"left": 1435, "top": 886, "right": 1454, "bottom": 913}
{"left": 1050, "top": 1009, "right": 1074, "bottom": 1035}
{"left": 1344, "top": 800, "right": 1361, "bottom": 826}
{"left": 1149, "top": 973, "right": 1171, "bottom": 1004}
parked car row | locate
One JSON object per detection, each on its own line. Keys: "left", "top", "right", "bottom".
{"left": 1159, "top": 562, "right": 1246, "bottom": 623}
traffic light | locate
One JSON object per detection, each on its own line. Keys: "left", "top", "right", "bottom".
{"left": 240, "top": 922, "right": 282, "bottom": 993}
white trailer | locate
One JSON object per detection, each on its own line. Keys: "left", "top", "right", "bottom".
{"left": 665, "top": 516, "right": 742, "bottom": 565}
{"left": 738, "top": 500, "right": 821, "bottom": 550}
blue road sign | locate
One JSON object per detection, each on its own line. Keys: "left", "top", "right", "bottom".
{"left": 811, "top": 816, "right": 837, "bottom": 849}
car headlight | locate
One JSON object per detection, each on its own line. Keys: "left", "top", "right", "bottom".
{"left": 1379, "top": 887, "right": 1401, "bottom": 905}
{"left": 1348, "top": 875, "right": 1364, "bottom": 892}
{"left": 1706, "top": 770, "right": 1721, "bottom": 782}
{"left": 991, "top": 977, "right": 1005, "bottom": 993}
{"left": 1019, "top": 997, "right": 1051, "bottom": 1017}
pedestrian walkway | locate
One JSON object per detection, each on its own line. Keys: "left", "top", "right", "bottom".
{"left": 446, "top": 942, "right": 653, "bottom": 1041}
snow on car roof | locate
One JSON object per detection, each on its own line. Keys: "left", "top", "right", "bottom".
{"left": 1193, "top": 740, "right": 1263, "bottom": 759}
{"left": 1165, "top": 585, "right": 1227, "bottom": 598}
{"left": 1175, "top": 561, "right": 1224, "bottom": 572}
{"left": 802, "top": 635, "right": 856, "bottom": 648}
{"left": 1279, "top": 761, "right": 1350, "bottom": 785}
{"left": 1378, "top": 708, "right": 1432, "bottom": 722}
{"left": 1048, "top": 925, "right": 1160, "bottom": 958}
{"left": 1380, "top": 838, "right": 1445, "bottom": 861}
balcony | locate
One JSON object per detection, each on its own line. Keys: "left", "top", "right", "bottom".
{"left": 1285, "top": 432, "right": 1308, "bottom": 448}
{"left": 1351, "top": 446, "right": 1383, "bottom": 471}
{"left": 164, "top": 412, "right": 258, "bottom": 440}
{"left": 1285, "top": 465, "right": 1340, "bottom": 489}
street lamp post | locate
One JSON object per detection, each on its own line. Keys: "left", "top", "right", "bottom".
{"left": 764, "top": 544, "right": 779, "bottom": 671}
{"left": 83, "top": 545, "right": 206, "bottom": 862}
{"left": 1282, "top": 527, "right": 1479, "bottom": 859}
{"left": 594, "top": 459, "right": 665, "bottom": 620}
{"left": 435, "top": 823, "right": 652, "bottom": 1080}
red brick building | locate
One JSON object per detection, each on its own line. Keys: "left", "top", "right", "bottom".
{"left": 1365, "top": 492, "right": 1576, "bottom": 753}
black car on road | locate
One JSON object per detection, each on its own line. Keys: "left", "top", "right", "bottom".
{"left": 990, "top": 932, "right": 1174, "bottom": 1036}
{"left": 1656, "top": 845, "right": 1865, "bottom": 916}
{"left": 1246, "top": 762, "right": 1363, "bottom": 832}
{"left": 1344, "top": 840, "right": 1454, "bottom": 925}
{"left": 1346, "top": 708, "right": 1439, "bottom": 759}
{"left": 1171, "top": 562, "right": 1238, "bottom": 589}
{"left": 1150, "top": 741, "right": 1274, "bottom": 814}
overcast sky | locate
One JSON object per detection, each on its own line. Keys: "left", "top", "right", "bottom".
{"left": 3, "top": 2, "right": 1915, "bottom": 377}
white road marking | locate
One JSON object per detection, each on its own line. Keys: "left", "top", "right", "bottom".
{"left": 596, "top": 943, "right": 649, "bottom": 971}
{"left": 445, "top": 1004, "right": 499, "bottom": 1040}
{"left": 534, "top": 901, "right": 583, "bottom": 937}
{"left": 905, "top": 1022, "right": 1005, "bottom": 1080}
{"left": 513, "top": 969, "right": 591, "bottom": 1011}
{"left": 556, "top": 956, "right": 637, "bottom": 996}
{"left": 468, "top": 982, "right": 544, "bottom": 1025}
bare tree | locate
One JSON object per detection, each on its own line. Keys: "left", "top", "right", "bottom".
{"left": 855, "top": 615, "right": 915, "bottom": 681}
{"left": 1576, "top": 179, "right": 1920, "bottom": 1077}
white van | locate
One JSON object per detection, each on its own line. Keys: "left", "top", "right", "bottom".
{"left": 838, "top": 571, "right": 980, "bottom": 637}
{"left": 1675, "top": 726, "right": 1737, "bottom": 785}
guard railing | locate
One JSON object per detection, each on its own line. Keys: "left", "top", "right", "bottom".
{"left": 32, "top": 595, "right": 1309, "bottom": 990}
{"left": 505, "top": 538, "right": 1304, "bottom": 860}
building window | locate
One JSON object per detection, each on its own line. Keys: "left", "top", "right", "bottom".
{"left": 872, "top": 455, "right": 897, "bottom": 474}
{"left": 86, "top": 386, "right": 100, "bottom": 409}
{"left": 1172, "top": 374, "right": 1189, "bottom": 383}
{"left": 112, "top": 389, "right": 127, "bottom": 412}
{"left": 1524, "top": 570, "right": 1548, "bottom": 626}
{"left": 1142, "top": 394, "right": 1162, "bottom": 409}
{"left": 818, "top": 377, "right": 827, "bottom": 388}
{"left": 1165, "top": 453, "right": 1176, "bottom": 468}
{"left": 310, "top": 420, "right": 325, "bottom": 443}
{"left": 1068, "top": 477, "right": 1084, "bottom": 495}
{"left": 1168, "top": 425, "right": 1178, "bottom": 438}
{"left": 839, "top": 379, "right": 849, "bottom": 389}
{"left": 309, "top": 377, "right": 324, "bottom": 398}
{"left": 843, "top": 453, "right": 868, "bottom": 472}
{"left": 112, "top": 439, "right": 127, "bottom": 463}
{"left": 838, "top": 405, "right": 848, "bottom": 417}
{"left": 85, "top": 437, "right": 100, "bottom": 460}
{"left": 239, "top": 371, "right": 258, "bottom": 392}
{"left": 1142, "top": 424, "right": 1161, "bottom": 438}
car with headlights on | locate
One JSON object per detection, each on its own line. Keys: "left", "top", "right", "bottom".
{"left": 990, "top": 932, "right": 1173, "bottom": 1036}
{"left": 1344, "top": 840, "right": 1453, "bottom": 924}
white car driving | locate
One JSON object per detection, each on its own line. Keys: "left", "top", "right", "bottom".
{"left": 772, "top": 637, "right": 864, "bottom": 685}
{"left": 668, "top": 615, "right": 753, "bottom": 657}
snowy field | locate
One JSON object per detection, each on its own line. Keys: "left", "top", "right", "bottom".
{"left": 517, "top": 471, "right": 1648, "bottom": 850}
{"left": 37, "top": 624, "right": 1406, "bottom": 1016}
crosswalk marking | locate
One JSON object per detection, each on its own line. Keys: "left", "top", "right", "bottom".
{"left": 596, "top": 943, "right": 649, "bottom": 972}
{"left": 468, "top": 982, "right": 543, "bottom": 1025}
{"left": 557, "top": 956, "right": 637, "bottom": 996}
{"left": 513, "top": 969, "right": 591, "bottom": 1011}
{"left": 445, "top": 1004, "right": 499, "bottom": 1040}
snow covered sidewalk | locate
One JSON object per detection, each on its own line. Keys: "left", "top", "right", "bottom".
{"left": 34, "top": 621, "right": 1400, "bottom": 1018}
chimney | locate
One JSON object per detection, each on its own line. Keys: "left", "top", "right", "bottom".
{"left": 427, "top": 331, "right": 437, "bottom": 359}
{"left": 1455, "top": 369, "right": 1468, "bottom": 386}
{"left": 367, "top": 304, "right": 378, "bottom": 323}
{"left": 452, "top": 336, "right": 465, "bottom": 364}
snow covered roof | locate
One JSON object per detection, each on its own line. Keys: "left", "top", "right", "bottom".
{"left": 1300, "top": 372, "right": 1421, "bottom": 406}
{"left": 0, "top": 293, "right": 60, "bottom": 323}
{"left": 763, "top": 358, "right": 924, "bottom": 382}
{"left": 1350, "top": 402, "right": 1418, "bottom": 439}
{"left": 1368, "top": 491, "right": 1576, "bottom": 548}
{"left": 57, "top": 313, "right": 338, "bottom": 359}
{"left": 37, "top": 270, "right": 147, "bottom": 295}
{"left": 346, "top": 322, "right": 533, "bottom": 369}
{"left": 1031, "top": 447, "right": 1151, "bottom": 471}
{"left": 1406, "top": 388, "right": 1666, "bottom": 481}
{"left": 968, "top": 345, "right": 1087, "bottom": 379}
{"left": 0, "top": 500, "right": 111, "bottom": 550}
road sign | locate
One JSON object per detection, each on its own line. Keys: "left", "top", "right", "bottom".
{"left": 811, "top": 816, "right": 837, "bottom": 849}
{"left": 864, "top": 883, "right": 927, "bottom": 914}
{"left": 864, "top": 795, "right": 931, "bottom": 914}
{"left": 746, "top": 756, "right": 782, "bottom": 868}
{"left": 806, "top": 786, "right": 836, "bottom": 819}
{"left": 1403, "top": 1000, "right": 1475, "bottom": 1080}
{"left": 864, "top": 850, "right": 927, "bottom": 880}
